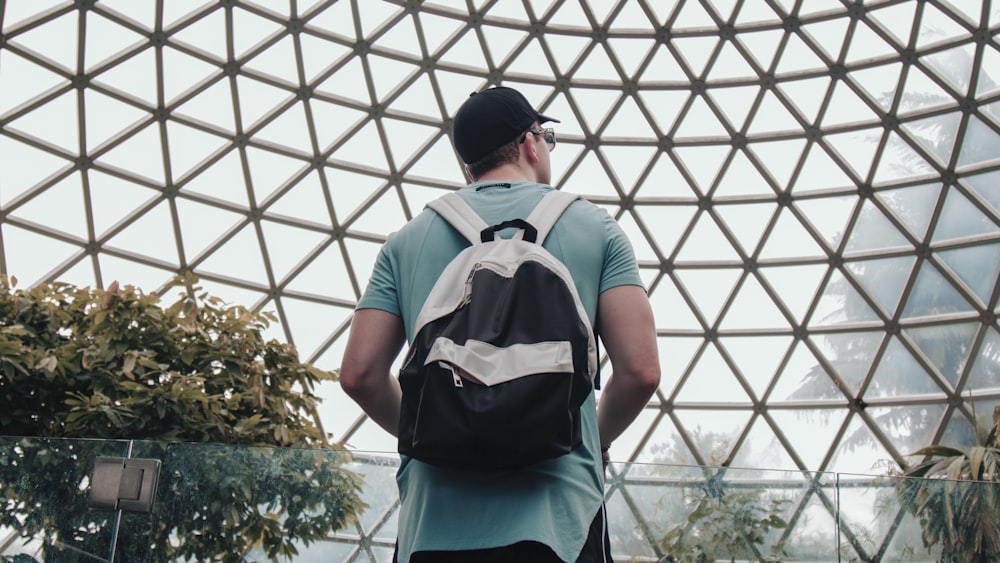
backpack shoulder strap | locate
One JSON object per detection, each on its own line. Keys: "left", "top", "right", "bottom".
{"left": 523, "top": 190, "right": 579, "bottom": 244}
{"left": 426, "top": 192, "right": 488, "bottom": 245}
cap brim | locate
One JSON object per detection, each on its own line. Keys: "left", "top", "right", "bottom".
{"left": 537, "top": 113, "right": 560, "bottom": 124}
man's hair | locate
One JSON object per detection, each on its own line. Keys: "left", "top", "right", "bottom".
{"left": 466, "top": 136, "right": 521, "bottom": 179}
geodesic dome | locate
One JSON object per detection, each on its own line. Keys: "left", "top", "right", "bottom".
{"left": 2, "top": 0, "right": 1000, "bottom": 559}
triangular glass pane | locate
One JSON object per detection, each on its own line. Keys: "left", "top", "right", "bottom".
{"left": 386, "top": 72, "right": 440, "bottom": 120}
{"left": 179, "top": 149, "right": 250, "bottom": 208}
{"left": 844, "top": 256, "right": 914, "bottom": 317}
{"left": 195, "top": 222, "right": 268, "bottom": 281}
{"left": 310, "top": 99, "right": 369, "bottom": 155}
{"left": 560, "top": 150, "right": 618, "bottom": 199}
{"left": 5, "top": 88, "right": 78, "bottom": 152}
{"left": 934, "top": 185, "right": 1000, "bottom": 242}
{"left": 976, "top": 47, "right": 1000, "bottom": 96}
{"left": 823, "top": 127, "right": 881, "bottom": 180}
{"left": 507, "top": 39, "right": 557, "bottom": 77}
{"left": 88, "top": 169, "right": 160, "bottom": 236}
{"left": 707, "top": 41, "right": 759, "bottom": 82}
{"left": 674, "top": 95, "right": 729, "bottom": 139}
{"left": 957, "top": 115, "right": 1000, "bottom": 169}
{"left": 819, "top": 328, "right": 883, "bottom": 396}
{"left": 672, "top": 409, "right": 754, "bottom": 463}
{"left": 89, "top": 47, "right": 158, "bottom": 106}
{"left": 480, "top": 23, "right": 527, "bottom": 67}
{"left": 162, "top": 45, "right": 222, "bottom": 106}
{"left": 898, "top": 113, "right": 961, "bottom": 168}
{"left": 823, "top": 80, "right": 880, "bottom": 128}
{"left": 280, "top": 296, "right": 353, "bottom": 369}
{"left": 345, "top": 186, "right": 407, "bottom": 235}
{"left": 330, "top": 121, "right": 390, "bottom": 173}
{"left": 714, "top": 150, "right": 774, "bottom": 199}
{"left": 865, "top": 1, "right": 918, "bottom": 49}
{"left": 231, "top": 6, "right": 285, "bottom": 58}
{"left": 923, "top": 43, "right": 976, "bottom": 96}
{"left": 965, "top": 327, "right": 1000, "bottom": 392}
{"left": 631, "top": 203, "right": 695, "bottom": 259}
{"left": 729, "top": 417, "right": 803, "bottom": 471}
{"left": 84, "top": 10, "right": 149, "bottom": 71}
{"left": 643, "top": 43, "right": 688, "bottom": 82}
{"left": 776, "top": 76, "right": 830, "bottom": 125}
{"left": 373, "top": 5, "right": 419, "bottom": 53}
{"left": 673, "top": 145, "right": 730, "bottom": 194}
{"left": 875, "top": 182, "right": 941, "bottom": 240}
{"left": 647, "top": 277, "right": 703, "bottom": 331}
{"left": 105, "top": 202, "right": 179, "bottom": 266}
{"left": 899, "top": 66, "right": 956, "bottom": 114}
{"left": 245, "top": 146, "right": 309, "bottom": 202}
{"left": 800, "top": 16, "right": 849, "bottom": 62}
{"left": 636, "top": 89, "right": 689, "bottom": 135}
{"left": 603, "top": 487, "right": 658, "bottom": 560}
{"left": 811, "top": 272, "right": 882, "bottom": 326}
{"left": 906, "top": 322, "right": 979, "bottom": 389}
{"left": 165, "top": 119, "right": 230, "bottom": 180}
{"left": 8, "top": 174, "right": 87, "bottom": 239}
{"left": 713, "top": 201, "right": 775, "bottom": 254}
{"left": 236, "top": 75, "right": 295, "bottom": 130}
{"left": 674, "top": 268, "right": 742, "bottom": 326}
{"left": 600, "top": 146, "right": 656, "bottom": 192}
{"left": 846, "top": 18, "right": 903, "bottom": 64}
{"left": 96, "top": 123, "right": 166, "bottom": 184}
{"left": 868, "top": 336, "right": 945, "bottom": 398}
{"left": 173, "top": 198, "right": 247, "bottom": 261}
{"left": 381, "top": 117, "right": 438, "bottom": 168}
{"left": 675, "top": 211, "right": 741, "bottom": 262}
{"left": 615, "top": 208, "right": 660, "bottom": 263}
{"left": 763, "top": 409, "right": 848, "bottom": 469}
{"left": 368, "top": 54, "right": 420, "bottom": 104}
{"left": 758, "top": 264, "right": 829, "bottom": 324}
{"left": 734, "top": 28, "right": 783, "bottom": 70}
{"left": 634, "top": 153, "right": 697, "bottom": 199}
{"left": 573, "top": 42, "right": 622, "bottom": 82}
{"left": 828, "top": 409, "right": 892, "bottom": 476}
{"left": 305, "top": 0, "right": 355, "bottom": 37}
{"left": 844, "top": 199, "right": 912, "bottom": 254}
{"left": 327, "top": 167, "right": 391, "bottom": 224}
{"left": 540, "top": 33, "right": 592, "bottom": 76}
{"left": 746, "top": 138, "right": 806, "bottom": 190}
{"left": 720, "top": 274, "right": 791, "bottom": 330}
{"left": 774, "top": 341, "right": 848, "bottom": 402}
{"left": 606, "top": 37, "right": 654, "bottom": 79}
{"left": 167, "top": 6, "right": 225, "bottom": 57}
{"left": 790, "top": 144, "right": 856, "bottom": 194}
{"left": 312, "top": 56, "right": 369, "bottom": 104}
{"left": 719, "top": 335, "right": 792, "bottom": 398}
{"left": 901, "top": 261, "right": 975, "bottom": 318}
{"left": 0, "top": 50, "right": 66, "bottom": 115}
{"left": 775, "top": 32, "right": 828, "bottom": 76}
{"left": 96, "top": 1, "right": 155, "bottom": 25}
{"left": 962, "top": 169, "right": 1000, "bottom": 216}
{"left": 546, "top": 0, "right": 591, "bottom": 27}
{"left": 83, "top": 88, "right": 149, "bottom": 153}
{"left": 258, "top": 220, "right": 330, "bottom": 284}
{"left": 672, "top": 36, "right": 719, "bottom": 78}
{"left": 794, "top": 194, "right": 856, "bottom": 249}
{"left": 758, "top": 207, "right": 827, "bottom": 261}
{"left": 848, "top": 62, "right": 904, "bottom": 112}
{"left": 677, "top": 345, "right": 755, "bottom": 403}
{"left": 916, "top": 2, "right": 973, "bottom": 48}
{"left": 298, "top": 33, "right": 352, "bottom": 85}
{"left": 404, "top": 135, "right": 463, "bottom": 183}
{"left": 97, "top": 254, "right": 174, "bottom": 294}
{"left": 708, "top": 85, "right": 759, "bottom": 131}
{"left": 264, "top": 170, "right": 332, "bottom": 225}
{"left": 253, "top": 101, "right": 313, "bottom": 155}
{"left": 8, "top": 9, "right": 77, "bottom": 71}
{"left": 172, "top": 77, "right": 237, "bottom": 134}
{"left": 937, "top": 244, "right": 1000, "bottom": 306}
{"left": 603, "top": 95, "right": 657, "bottom": 139}
{"left": 672, "top": 0, "right": 716, "bottom": 28}
{"left": 356, "top": 0, "right": 398, "bottom": 40}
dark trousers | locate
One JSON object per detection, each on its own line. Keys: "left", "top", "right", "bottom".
{"left": 394, "top": 504, "right": 613, "bottom": 563}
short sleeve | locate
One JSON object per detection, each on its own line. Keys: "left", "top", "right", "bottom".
{"left": 356, "top": 242, "right": 402, "bottom": 316}
{"left": 599, "top": 211, "right": 644, "bottom": 293}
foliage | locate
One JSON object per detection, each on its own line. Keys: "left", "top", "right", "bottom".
{"left": 660, "top": 478, "right": 790, "bottom": 563}
{"left": 896, "top": 404, "right": 1000, "bottom": 562}
{"left": 0, "top": 275, "right": 365, "bottom": 561}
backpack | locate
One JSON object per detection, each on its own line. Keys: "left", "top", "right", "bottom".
{"left": 397, "top": 190, "right": 599, "bottom": 470}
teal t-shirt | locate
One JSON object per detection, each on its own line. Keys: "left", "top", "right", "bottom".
{"left": 357, "top": 181, "right": 642, "bottom": 562}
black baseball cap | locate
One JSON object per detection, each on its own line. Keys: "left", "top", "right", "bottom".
{"left": 453, "top": 86, "right": 559, "bottom": 164}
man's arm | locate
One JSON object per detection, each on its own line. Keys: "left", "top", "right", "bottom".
{"left": 339, "top": 308, "right": 406, "bottom": 437}
{"left": 596, "top": 284, "right": 661, "bottom": 452}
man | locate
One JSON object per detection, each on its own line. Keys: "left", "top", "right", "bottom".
{"left": 340, "top": 85, "right": 660, "bottom": 562}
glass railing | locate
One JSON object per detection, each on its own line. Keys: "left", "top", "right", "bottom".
{"left": 2, "top": 435, "right": 992, "bottom": 561}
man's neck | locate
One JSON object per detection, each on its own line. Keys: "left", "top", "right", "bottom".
{"left": 472, "top": 163, "right": 535, "bottom": 184}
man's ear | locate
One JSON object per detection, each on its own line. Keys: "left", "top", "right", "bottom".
{"left": 522, "top": 132, "right": 540, "bottom": 164}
